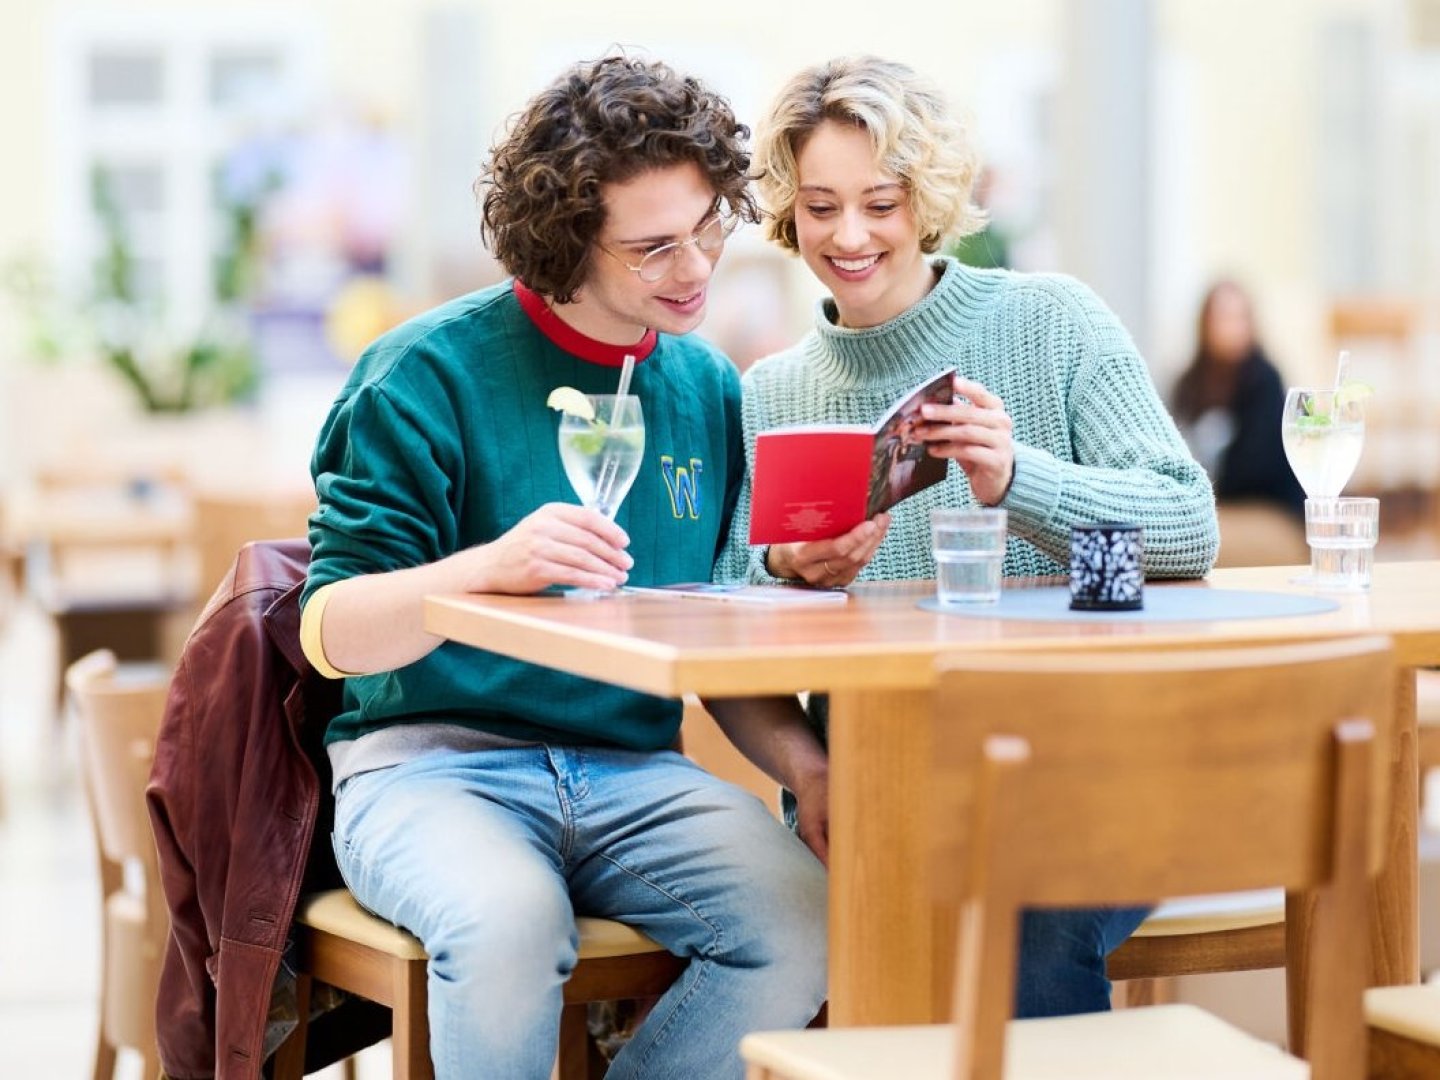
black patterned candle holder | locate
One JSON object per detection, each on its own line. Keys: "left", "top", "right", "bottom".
{"left": 1069, "top": 523, "right": 1144, "bottom": 611}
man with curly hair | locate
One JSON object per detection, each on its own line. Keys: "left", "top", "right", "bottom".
{"left": 298, "top": 55, "right": 827, "bottom": 1079}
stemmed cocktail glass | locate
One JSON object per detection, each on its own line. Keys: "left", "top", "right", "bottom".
{"left": 1281, "top": 384, "right": 1369, "bottom": 587}
{"left": 1280, "top": 387, "right": 1364, "bottom": 500}
{"left": 558, "top": 393, "right": 645, "bottom": 597}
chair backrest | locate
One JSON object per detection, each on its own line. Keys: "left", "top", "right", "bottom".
{"left": 192, "top": 486, "right": 317, "bottom": 604}
{"left": 930, "top": 635, "right": 1396, "bottom": 1080}
{"left": 1213, "top": 502, "right": 1308, "bottom": 568}
{"left": 68, "top": 649, "right": 171, "bottom": 1070}
{"left": 68, "top": 649, "right": 169, "bottom": 909}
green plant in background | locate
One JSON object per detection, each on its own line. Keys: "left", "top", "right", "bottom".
{"left": 88, "top": 167, "right": 265, "bottom": 412}
{"left": 3, "top": 166, "right": 273, "bottom": 413}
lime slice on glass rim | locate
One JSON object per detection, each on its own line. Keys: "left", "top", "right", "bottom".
{"left": 1296, "top": 380, "right": 1373, "bottom": 430}
{"left": 546, "top": 385, "right": 596, "bottom": 421}
{"left": 1334, "top": 379, "right": 1374, "bottom": 411}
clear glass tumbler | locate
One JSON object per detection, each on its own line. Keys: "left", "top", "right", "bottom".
{"left": 1303, "top": 497, "right": 1378, "bottom": 591}
{"left": 931, "top": 508, "right": 1007, "bottom": 604}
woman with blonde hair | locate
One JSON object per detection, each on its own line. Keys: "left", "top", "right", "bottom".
{"left": 712, "top": 55, "right": 1218, "bottom": 1018}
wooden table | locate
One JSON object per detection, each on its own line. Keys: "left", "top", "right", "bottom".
{"left": 425, "top": 562, "right": 1440, "bottom": 1026}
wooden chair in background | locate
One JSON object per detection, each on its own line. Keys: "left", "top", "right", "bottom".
{"left": 0, "top": 493, "right": 22, "bottom": 632}
{"left": 1110, "top": 665, "right": 1440, "bottom": 1016}
{"left": 272, "top": 890, "right": 686, "bottom": 1080}
{"left": 68, "top": 649, "right": 170, "bottom": 1080}
{"left": 1112, "top": 646, "right": 1440, "bottom": 1039}
{"left": 1419, "top": 673, "right": 1440, "bottom": 822}
{"left": 191, "top": 486, "right": 317, "bottom": 608}
{"left": 1326, "top": 296, "right": 1440, "bottom": 538}
{"left": 740, "top": 635, "right": 1396, "bottom": 1080}
{"left": 1212, "top": 502, "right": 1308, "bottom": 569}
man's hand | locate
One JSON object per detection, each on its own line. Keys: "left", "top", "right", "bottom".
{"left": 919, "top": 376, "right": 1016, "bottom": 506}
{"left": 461, "top": 503, "right": 632, "bottom": 594}
{"left": 765, "top": 513, "right": 890, "bottom": 587}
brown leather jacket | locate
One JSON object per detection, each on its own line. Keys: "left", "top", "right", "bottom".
{"left": 146, "top": 539, "right": 382, "bottom": 1078}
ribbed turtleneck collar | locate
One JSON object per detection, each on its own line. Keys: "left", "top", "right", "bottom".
{"left": 805, "top": 258, "right": 1006, "bottom": 391}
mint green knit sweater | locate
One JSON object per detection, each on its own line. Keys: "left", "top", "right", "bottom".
{"left": 715, "top": 259, "right": 1219, "bottom": 584}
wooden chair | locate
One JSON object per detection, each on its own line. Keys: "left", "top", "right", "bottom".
{"left": 267, "top": 696, "right": 723, "bottom": 1078}
{"left": 1419, "top": 672, "right": 1440, "bottom": 818}
{"left": 740, "top": 635, "right": 1396, "bottom": 1080}
{"left": 190, "top": 486, "right": 317, "bottom": 609}
{"left": 1109, "top": 666, "right": 1440, "bottom": 1016}
{"left": 68, "top": 649, "right": 170, "bottom": 1080}
{"left": 1213, "top": 502, "right": 1308, "bottom": 569}
{"left": 1364, "top": 984, "right": 1440, "bottom": 1078}
{"left": 1325, "top": 296, "right": 1440, "bottom": 529}
{"left": 272, "top": 891, "right": 687, "bottom": 1079}
{"left": 0, "top": 492, "right": 22, "bottom": 630}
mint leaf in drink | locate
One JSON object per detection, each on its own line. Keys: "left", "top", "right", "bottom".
{"left": 569, "top": 430, "right": 606, "bottom": 456}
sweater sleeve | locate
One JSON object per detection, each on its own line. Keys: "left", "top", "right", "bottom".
{"left": 1000, "top": 289, "right": 1220, "bottom": 578}
{"left": 304, "top": 371, "right": 462, "bottom": 606}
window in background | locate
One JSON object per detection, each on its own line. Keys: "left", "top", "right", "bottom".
{"left": 51, "top": 10, "right": 320, "bottom": 345}
{"left": 87, "top": 48, "right": 165, "bottom": 108}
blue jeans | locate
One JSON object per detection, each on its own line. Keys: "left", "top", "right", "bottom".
{"left": 331, "top": 745, "right": 828, "bottom": 1080}
{"left": 1015, "top": 906, "right": 1153, "bottom": 1017}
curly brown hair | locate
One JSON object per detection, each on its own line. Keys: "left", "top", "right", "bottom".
{"left": 478, "top": 54, "right": 758, "bottom": 303}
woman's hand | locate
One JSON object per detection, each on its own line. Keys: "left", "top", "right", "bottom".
{"left": 919, "top": 376, "right": 1016, "bottom": 506}
{"left": 765, "top": 513, "right": 890, "bottom": 587}
{"left": 789, "top": 763, "right": 830, "bottom": 866}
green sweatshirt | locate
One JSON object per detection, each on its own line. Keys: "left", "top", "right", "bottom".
{"left": 307, "top": 280, "right": 743, "bottom": 750}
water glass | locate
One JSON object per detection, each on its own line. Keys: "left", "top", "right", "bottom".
{"left": 931, "top": 508, "right": 1007, "bottom": 604}
{"left": 1304, "top": 497, "right": 1378, "bottom": 591}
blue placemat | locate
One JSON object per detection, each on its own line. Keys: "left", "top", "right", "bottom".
{"left": 917, "top": 585, "right": 1338, "bottom": 622}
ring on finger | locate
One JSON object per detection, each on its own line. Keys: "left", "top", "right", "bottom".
{"left": 822, "top": 560, "right": 836, "bottom": 577}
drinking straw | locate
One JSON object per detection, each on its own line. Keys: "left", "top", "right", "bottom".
{"left": 596, "top": 354, "right": 637, "bottom": 512}
{"left": 613, "top": 353, "right": 636, "bottom": 424}
{"left": 1333, "top": 349, "right": 1350, "bottom": 393}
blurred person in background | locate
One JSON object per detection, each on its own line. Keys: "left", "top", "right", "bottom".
{"left": 1171, "top": 279, "right": 1305, "bottom": 521}
{"left": 712, "top": 54, "right": 1217, "bottom": 1019}
{"left": 301, "top": 54, "right": 826, "bottom": 1080}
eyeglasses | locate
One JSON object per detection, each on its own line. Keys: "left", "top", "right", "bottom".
{"left": 599, "top": 212, "right": 738, "bottom": 282}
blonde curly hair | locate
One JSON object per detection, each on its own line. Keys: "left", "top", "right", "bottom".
{"left": 753, "top": 55, "right": 985, "bottom": 254}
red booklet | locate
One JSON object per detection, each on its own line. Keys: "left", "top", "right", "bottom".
{"left": 748, "top": 368, "right": 957, "bottom": 544}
